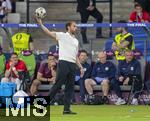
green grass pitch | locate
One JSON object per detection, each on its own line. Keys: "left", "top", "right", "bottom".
{"left": 50, "top": 105, "right": 150, "bottom": 121}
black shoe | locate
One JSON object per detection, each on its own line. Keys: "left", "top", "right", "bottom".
{"left": 103, "top": 96, "right": 109, "bottom": 104}
{"left": 63, "top": 110, "right": 77, "bottom": 115}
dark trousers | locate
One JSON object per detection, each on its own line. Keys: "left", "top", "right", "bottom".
{"left": 79, "top": 8, "right": 103, "bottom": 43}
{"left": 111, "top": 76, "right": 142, "bottom": 99}
{"left": 131, "top": 76, "right": 142, "bottom": 98}
{"left": 111, "top": 79, "right": 123, "bottom": 98}
{"left": 78, "top": 78, "right": 86, "bottom": 101}
{"left": 73, "top": 79, "right": 86, "bottom": 102}
{"left": 48, "top": 60, "right": 76, "bottom": 111}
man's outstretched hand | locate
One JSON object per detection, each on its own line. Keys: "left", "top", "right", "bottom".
{"left": 35, "top": 17, "right": 43, "bottom": 25}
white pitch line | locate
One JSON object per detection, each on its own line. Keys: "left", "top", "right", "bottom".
{"left": 124, "top": 115, "right": 131, "bottom": 118}
{"left": 119, "top": 115, "right": 131, "bottom": 119}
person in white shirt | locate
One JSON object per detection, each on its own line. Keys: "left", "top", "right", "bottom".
{"left": 36, "top": 17, "right": 84, "bottom": 115}
{"left": 0, "top": 0, "right": 6, "bottom": 22}
{"left": 5, "top": 0, "right": 12, "bottom": 13}
{"left": 0, "top": 0, "right": 12, "bottom": 22}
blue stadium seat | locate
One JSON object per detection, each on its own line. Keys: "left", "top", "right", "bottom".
{"left": 128, "top": 27, "right": 146, "bottom": 34}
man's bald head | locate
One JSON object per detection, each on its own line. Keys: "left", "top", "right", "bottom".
{"left": 98, "top": 51, "right": 106, "bottom": 57}
{"left": 98, "top": 51, "right": 107, "bottom": 63}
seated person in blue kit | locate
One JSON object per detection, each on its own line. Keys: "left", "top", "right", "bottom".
{"left": 111, "top": 50, "right": 142, "bottom": 105}
{"left": 74, "top": 50, "right": 91, "bottom": 102}
{"left": 85, "top": 51, "right": 116, "bottom": 104}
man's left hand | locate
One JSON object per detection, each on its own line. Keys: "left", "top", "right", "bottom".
{"left": 123, "top": 77, "right": 129, "bottom": 85}
{"left": 80, "top": 68, "right": 85, "bottom": 78}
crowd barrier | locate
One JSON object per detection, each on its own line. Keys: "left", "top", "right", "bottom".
{"left": 0, "top": 23, "right": 150, "bottom": 28}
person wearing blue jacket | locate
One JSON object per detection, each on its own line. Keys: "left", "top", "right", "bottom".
{"left": 85, "top": 51, "right": 116, "bottom": 104}
{"left": 74, "top": 50, "right": 91, "bottom": 102}
{"left": 111, "top": 50, "right": 142, "bottom": 105}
